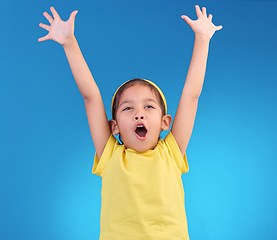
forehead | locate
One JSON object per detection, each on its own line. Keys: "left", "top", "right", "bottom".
{"left": 119, "top": 84, "right": 159, "bottom": 103}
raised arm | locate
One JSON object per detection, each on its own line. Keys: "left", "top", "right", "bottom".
{"left": 171, "top": 5, "right": 222, "bottom": 156}
{"left": 38, "top": 7, "right": 111, "bottom": 159}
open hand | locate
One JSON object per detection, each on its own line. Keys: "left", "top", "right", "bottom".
{"left": 38, "top": 6, "right": 78, "bottom": 46}
{"left": 181, "top": 5, "right": 222, "bottom": 40}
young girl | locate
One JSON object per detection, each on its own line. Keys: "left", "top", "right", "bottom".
{"left": 39, "top": 5, "right": 222, "bottom": 240}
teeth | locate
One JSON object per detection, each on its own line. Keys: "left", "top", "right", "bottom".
{"left": 137, "top": 125, "right": 144, "bottom": 128}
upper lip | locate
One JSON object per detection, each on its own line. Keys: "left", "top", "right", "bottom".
{"left": 134, "top": 122, "right": 147, "bottom": 131}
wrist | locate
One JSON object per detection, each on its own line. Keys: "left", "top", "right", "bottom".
{"left": 194, "top": 33, "right": 211, "bottom": 43}
{"left": 62, "top": 35, "right": 77, "bottom": 49}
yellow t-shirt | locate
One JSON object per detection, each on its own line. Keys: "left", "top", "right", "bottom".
{"left": 92, "top": 132, "right": 189, "bottom": 240}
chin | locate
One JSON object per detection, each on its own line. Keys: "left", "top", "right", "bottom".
{"left": 135, "top": 147, "right": 150, "bottom": 153}
{"left": 131, "top": 142, "right": 158, "bottom": 153}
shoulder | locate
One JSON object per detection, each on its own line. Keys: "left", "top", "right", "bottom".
{"left": 157, "top": 132, "right": 189, "bottom": 173}
{"left": 158, "top": 132, "right": 178, "bottom": 151}
{"left": 92, "top": 135, "right": 123, "bottom": 176}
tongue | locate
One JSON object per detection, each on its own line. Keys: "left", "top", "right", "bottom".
{"left": 136, "top": 127, "right": 147, "bottom": 137}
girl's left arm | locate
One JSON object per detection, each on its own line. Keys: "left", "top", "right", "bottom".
{"left": 171, "top": 5, "right": 222, "bottom": 157}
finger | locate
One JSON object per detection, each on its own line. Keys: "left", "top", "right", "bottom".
{"left": 43, "top": 11, "right": 53, "bottom": 24}
{"left": 181, "top": 15, "right": 193, "bottom": 26}
{"left": 39, "top": 23, "right": 50, "bottom": 31}
{"left": 38, "top": 34, "right": 50, "bottom": 42}
{"left": 68, "top": 10, "right": 78, "bottom": 23}
{"left": 50, "top": 6, "right": 61, "bottom": 20}
{"left": 215, "top": 25, "right": 223, "bottom": 31}
{"left": 202, "top": 7, "right": 207, "bottom": 16}
{"left": 208, "top": 14, "right": 213, "bottom": 21}
{"left": 195, "top": 5, "right": 202, "bottom": 18}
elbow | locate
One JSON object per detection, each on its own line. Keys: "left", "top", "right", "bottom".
{"left": 83, "top": 90, "right": 100, "bottom": 102}
{"left": 184, "top": 92, "right": 201, "bottom": 101}
{"left": 191, "top": 89, "right": 202, "bottom": 100}
{"left": 182, "top": 88, "right": 201, "bottom": 100}
{"left": 194, "top": 92, "right": 201, "bottom": 100}
{"left": 83, "top": 91, "right": 102, "bottom": 104}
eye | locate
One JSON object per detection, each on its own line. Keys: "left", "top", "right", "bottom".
{"left": 145, "top": 105, "right": 154, "bottom": 109}
{"left": 123, "top": 107, "right": 132, "bottom": 111}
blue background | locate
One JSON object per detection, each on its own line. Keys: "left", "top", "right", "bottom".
{"left": 1, "top": 0, "right": 276, "bottom": 239}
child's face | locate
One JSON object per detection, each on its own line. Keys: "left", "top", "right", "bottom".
{"left": 110, "top": 84, "right": 171, "bottom": 152}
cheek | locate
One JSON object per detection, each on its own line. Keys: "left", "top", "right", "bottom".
{"left": 117, "top": 116, "right": 131, "bottom": 130}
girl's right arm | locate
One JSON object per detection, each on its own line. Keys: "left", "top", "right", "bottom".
{"left": 38, "top": 7, "right": 111, "bottom": 159}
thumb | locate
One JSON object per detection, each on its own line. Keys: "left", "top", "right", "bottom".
{"left": 215, "top": 25, "right": 223, "bottom": 31}
{"left": 69, "top": 10, "right": 78, "bottom": 23}
{"left": 181, "top": 15, "right": 193, "bottom": 26}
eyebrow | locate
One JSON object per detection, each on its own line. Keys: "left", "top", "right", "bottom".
{"left": 119, "top": 98, "right": 158, "bottom": 108}
{"left": 144, "top": 98, "right": 158, "bottom": 104}
{"left": 118, "top": 100, "right": 134, "bottom": 108}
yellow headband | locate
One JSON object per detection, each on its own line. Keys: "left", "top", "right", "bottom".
{"left": 111, "top": 79, "right": 167, "bottom": 118}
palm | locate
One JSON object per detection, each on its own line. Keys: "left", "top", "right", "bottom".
{"left": 182, "top": 5, "right": 222, "bottom": 40}
{"left": 38, "top": 7, "right": 77, "bottom": 45}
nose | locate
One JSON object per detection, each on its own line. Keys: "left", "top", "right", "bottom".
{"left": 135, "top": 113, "right": 144, "bottom": 120}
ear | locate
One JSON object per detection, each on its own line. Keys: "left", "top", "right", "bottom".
{"left": 109, "top": 119, "right": 120, "bottom": 135}
{"left": 161, "top": 114, "right": 172, "bottom": 131}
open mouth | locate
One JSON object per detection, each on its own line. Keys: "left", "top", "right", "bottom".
{"left": 135, "top": 124, "right": 147, "bottom": 139}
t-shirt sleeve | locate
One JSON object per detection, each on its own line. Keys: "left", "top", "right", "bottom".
{"left": 92, "top": 135, "right": 117, "bottom": 177}
{"left": 164, "top": 132, "right": 189, "bottom": 173}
